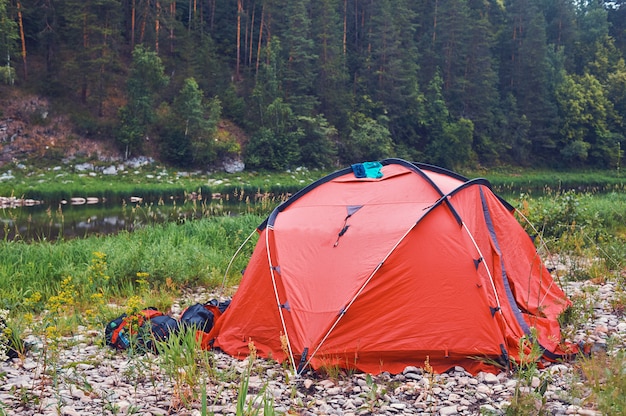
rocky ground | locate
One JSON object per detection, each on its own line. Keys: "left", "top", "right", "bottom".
{"left": 0, "top": 87, "right": 247, "bottom": 172}
{"left": 1, "top": 279, "right": 622, "bottom": 416}
{"left": 0, "top": 88, "right": 122, "bottom": 166}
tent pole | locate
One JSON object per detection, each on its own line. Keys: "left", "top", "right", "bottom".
{"left": 219, "top": 228, "right": 258, "bottom": 300}
{"left": 265, "top": 226, "right": 298, "bottom": 377}
{"left": 461, "top": 221, "right": 503, "bottom": 313}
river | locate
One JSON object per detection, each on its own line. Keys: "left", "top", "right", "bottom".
{"left": 0, "top": 197, "right": 263, "bottom": 242}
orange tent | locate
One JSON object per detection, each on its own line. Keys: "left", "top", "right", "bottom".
{"left": 206, "top": 159, "right": 577, "bottom": 375}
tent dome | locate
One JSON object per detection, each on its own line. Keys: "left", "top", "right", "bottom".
{"left": 205, "top": 159, "right": 578, "bottom": 375}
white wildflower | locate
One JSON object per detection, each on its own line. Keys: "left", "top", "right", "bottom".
{"left": 0, "top": 309, "right": 10, "bottom": 362}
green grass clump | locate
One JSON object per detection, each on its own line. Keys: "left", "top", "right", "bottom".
{"left": 0, "top": 215, "right": 262, "bottom": 315}
{"left": 468, "top": 168, "right": 626, "bottom": 195}
{"left": 576, "top": 350, "right": 626, "bottom": 415}
{"left": 511, "top": 190, "right": 626, "bottom": 282}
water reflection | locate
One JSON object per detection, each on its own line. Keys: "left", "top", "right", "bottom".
{"left": 0, "top": 197, "right": 271, "bottom": 242}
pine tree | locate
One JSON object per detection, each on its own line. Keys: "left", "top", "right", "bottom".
{"left": 431, "top": 0, "right": 471, "bottom": 109}
{"left": 0, "top": 0, "right": 18, "bottom": 84}
{"left": 360, "top": 0, "right": 424, "bottom": 157}
{"left": 460, "top": 0, "right": 502, "bottom": 164}
{"left": 16, "top": 0, "right": 62, "bottom": 92}
{"left": 540, "top": 0, "right": 577, "bottom": 68}
{"left": 57, "top": 0, "right": 123, "bottom": 116}
{"left": 246, "top": 39, "right": 300, "bottom": 170}
{"left": 160, "top": 77, "right": 222, "bottom": 167}
{"left": 573, "top": 0, "right": 610, "bottom": 75}
{"left": 423, "top": 71, "right": 475, "bottom": 169}
{"left": 281, "top": 0, "right": 318, "bottom": 116}
{"left": 499, "top": 0, "right": 558, "bottom": 162}
{"left": 311, "top": 0, "right": 350, "bottom": 132}
{"left": 608, "top": 0, "right": 626, "bottom": 57}
{"left": 118, "top": 45, "right": 169, "bottom": 158}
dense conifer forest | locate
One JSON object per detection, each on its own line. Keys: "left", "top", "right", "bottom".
{"left": 0, "top": 0, "right": 625, "bottom": 171}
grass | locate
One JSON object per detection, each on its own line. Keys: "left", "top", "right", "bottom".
{"left": 1, "top": 160, "right": 623, "bottom": 204}
{"left": 0, "top": 161, "right": 327, "bottom": 204}
{"left": 465, "top": 167, "right": 626, "bottom": 195}
{"left": 0, "top": 214, "right": 263, "bottom": 314}
{"left": 576, "top": 350, "right": 626, "bottom": 414}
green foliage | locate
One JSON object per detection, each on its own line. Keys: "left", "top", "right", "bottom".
{"left": 160, "top": 77, "right": 223, "bottom": 167}
{"left": 514, "top": 188, "right": 626, "bottom": 281}
{"left": 155, "top": 327, "right": 215, "bottom": 406}
{"left": 245, "top": 126, "right": 301, "bottom": 170}
{"left": 577, "top": 350, "right": 626, "bottom": 415}
{"left": 556, "top": 72, "right": 617, "bottom": 166}
{"left": 235, "top": 351, "right": 276, "bottom": 416}
{"left": 341, "top": 112, "right": 393, "bottom": 164}
{"left": 518, "top": 191, "right": 599, "bottom": 240}
{"left": 505, "top": 330, "right": 551, "bottom": 415}
{"left": 420, "top": 72, "right": 476, "bottom": 168}
{"left": 0, "top": 0, "right": 18, "bottom": 85}
{"left": 3, "top": 0, "right": 626, "bottom": 170}
{"left": 245, "top": 40, "right": 308, "bottom": 170}
{"left": 117, "top": 45, "right": 169, "bottom": 158}
{"left": 0, "top": 64, "right": 14, "bottom": 85}
{"left": 281, "top": 0, "right": 319, "bottom": 116}
{"left": 297, "top": 115, "right": 339, "bottom": 168}
{"left": 426, "top": 117, "right": 475, "bottom": 170}
{"left": 503, "top": 0, "right": 558, "bottom": 145}
{"left": 310, "top": 0, "right": 350, "bottom": 132}
{"left": 57, "top": 0, "right": 123, "bottom": 112}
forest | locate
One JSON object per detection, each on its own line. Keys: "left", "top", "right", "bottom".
{"left": 0, "top": 0, "right": 625, "bottom": 171}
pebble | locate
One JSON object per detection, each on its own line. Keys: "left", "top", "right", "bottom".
{"left": 0, "top": 281, "right": 623, "bottom": 415}
{"left": 483, "top": 373, "right": 499, "bottom": 384}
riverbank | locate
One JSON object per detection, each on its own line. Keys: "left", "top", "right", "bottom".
{"left": 1, "top": 165, "right": 625, "bottom": 415}
{"left": 1, "top": 278, "right": 620, "bottom": 416}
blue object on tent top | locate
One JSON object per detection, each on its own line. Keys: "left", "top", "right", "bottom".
{"left": 351, "top": 161, "right": 383, "bottom": 178}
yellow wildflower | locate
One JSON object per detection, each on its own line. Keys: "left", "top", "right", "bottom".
{"left": 46, "top": 325, "right": 60, "bottom": 340}
{"left": 125, "top": 295, "right": 144, "bottom": 316}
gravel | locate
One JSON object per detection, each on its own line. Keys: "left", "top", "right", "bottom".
{"left": 1, "top": 280, "right": 621, "bottom": 416}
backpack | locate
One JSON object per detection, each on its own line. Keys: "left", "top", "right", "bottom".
{"left": 179, "top": 299, "right": 231, "bottom": 335}
{"left": 105, "top": 307, "right": 178, "bottom": 352}
{"left": 138, "top": 314, "right": 180, "bottom": 352}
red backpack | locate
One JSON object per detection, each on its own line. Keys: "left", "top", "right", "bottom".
{"left": 105, "top": 308, "right": 178, "bottom": 352}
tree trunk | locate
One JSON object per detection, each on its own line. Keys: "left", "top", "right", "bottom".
{"left": 140, "top": 0, "right": 148, "bottom": 44}
{"left": 249, "top": 5, "right": 255, "bottom": 66}
{"left": 155, "top": 1, "right": 161, "bottom": 53}
{"left": 99, "top": 14, "right": 109, "bottom": 117}
{"left": 236, "top": 0, "right": 242, "bottom": 80}
{"left": 82, "top": 10, "right": 89, "bottom": 104}
{"left": 131, "top": 0, "right": 136, "bottom": 48}
{"left": 256, "top": 3, "right": 264, "bottom": 74}
{"left": 433, "top": 0, "right": 438, "bottom": 44}
{"left": 188, "top": 0, "right": 192, "bottom": 28}
{"left": 16, "top": 1, "right": 27, "bottom": 80}
{"left": 343, "top": 0, "right": 347, "bottom": 56}
{"left": 170, "top": 1, "right": 175, "bottom": 53}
